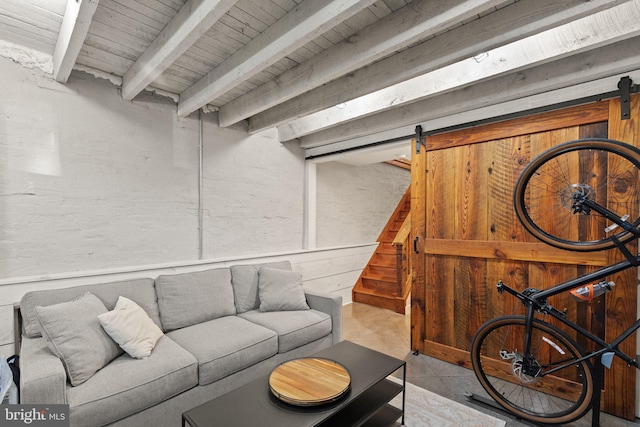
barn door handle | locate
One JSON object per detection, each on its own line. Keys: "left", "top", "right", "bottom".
{"left": 413, "top": 236, "right": 420, "bottom": 254}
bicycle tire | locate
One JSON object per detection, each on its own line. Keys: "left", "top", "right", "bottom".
{"left": 470, "top": 316, "right": 593, "bottom": 424}
{"left": 514, "top": 138, "right": 640, "bottom": 251}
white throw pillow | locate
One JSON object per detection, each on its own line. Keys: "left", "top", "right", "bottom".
{"left": 98, "top": 296, "right": 164, "bottom": 359}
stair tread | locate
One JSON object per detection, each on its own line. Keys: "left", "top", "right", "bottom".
{"left": 362, "top": 273, "right": 396, "bottom": 282}
{"left": 353, "top": 286, "right": 405, "bottom": 299}
{"left": 372, "top": 257, "right": 395, "bottom": 267}
{"left": 354, "top": 282, "right": 410, "bottom": 297}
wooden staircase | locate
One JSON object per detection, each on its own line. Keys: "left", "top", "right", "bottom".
{"left": 352, "top": 186, "right": 411, "bottom": 314}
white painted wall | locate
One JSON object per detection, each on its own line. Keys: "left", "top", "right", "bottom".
{"left": 201, "top": 119, "right": 305, "bottom": 258}
{"left": 0, "top": 57, "right": 309, "bottom": 279}
{"left": 316, "top": 161, "right": 410, "bottom": 247}
{"left": 0, "top": 62, "right": 201, "bottom": 278}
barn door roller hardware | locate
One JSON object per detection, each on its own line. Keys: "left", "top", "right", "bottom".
{"left": 415, "top": 125, "right": 426, "bottom": 154}
{"left": 618, "top": 76, "right": 640, "bottom": 120}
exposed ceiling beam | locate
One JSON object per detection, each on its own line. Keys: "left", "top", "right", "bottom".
{"left": 306, "top": 68, "right": 640, "bottom": 159}
{"left": 121, "top": 0, "right": 238, "bottom": 101}
{"left": 176, "top": 0, "right": 378, "bottom": 118}
{"left": 217, "top": 0, "right": 507, "bottom": 128}
{"left": 249, "top": 0, "right": 628, "bottom": 134}
{"left": 53, "top": 0, "right": 99, "bottom": 83}
{"left": 281, "top": 0, "right": 640, "bottom": 141}
{"left": 299, "top": 35, "right": 640, "bottom": 149}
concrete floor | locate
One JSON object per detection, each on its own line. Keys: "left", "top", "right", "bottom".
{"left": 342, "top": 302, "right": 640, "bottom": 427}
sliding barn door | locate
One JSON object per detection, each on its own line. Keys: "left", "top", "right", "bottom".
{"left": 410, "top": 98, "right": 640, "bottom": 420}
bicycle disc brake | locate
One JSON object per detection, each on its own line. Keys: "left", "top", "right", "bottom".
{"left": 500, "top": 350, "right": 541, "bottom": 384}
{"left": 560, "top": 183, "right": 594, "bottom": 214}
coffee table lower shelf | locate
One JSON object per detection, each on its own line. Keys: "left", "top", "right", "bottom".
{"left": 317, "top": 378, "right": 403, "bottom": 426}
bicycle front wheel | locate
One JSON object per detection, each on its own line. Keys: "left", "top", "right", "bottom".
{"left": 470, "top": 316, "right": 593, "bottom": 424}
{"left": 514, "top": 138, "right": 640, "bottom": 251}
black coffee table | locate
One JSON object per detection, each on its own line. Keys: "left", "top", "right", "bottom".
{"left": 182, "top": 340, "right": 406, "bottom": 427}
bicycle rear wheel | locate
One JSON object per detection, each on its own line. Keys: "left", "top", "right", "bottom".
{"left": 514, "top": 138, "right": 640, "bottom": 251}
{"left": 470, "top": 316, "right": 593, "bottom": 424}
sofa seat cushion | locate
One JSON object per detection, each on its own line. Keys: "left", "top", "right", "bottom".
{"left": 167, "top": 316, "right": 277, "bottom": 386}
{"left": 239, "top": 309, "right": 331, "bottom": 353}
{"left": 66, "top": 336, "right": 198, "bottom": 427}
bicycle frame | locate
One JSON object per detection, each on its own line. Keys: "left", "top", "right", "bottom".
{"left": 498, "top": 193, "right": 640, "bottom": 374}
{"left": 498, "top": 273, "right": 640, "bottom": 375}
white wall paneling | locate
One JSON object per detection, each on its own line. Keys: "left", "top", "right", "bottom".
{"left": 0, "top": 305, "right": 13, "bottom": 346}
{"left": 304, "top": 161, "right": 317, "bottom": 249}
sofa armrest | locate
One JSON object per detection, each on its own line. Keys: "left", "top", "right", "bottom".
{"left": 20, "top": 337, "right": 67, "bottom": 405}
{"left": 305, "top": 290, "right": 342, "bottom": 344}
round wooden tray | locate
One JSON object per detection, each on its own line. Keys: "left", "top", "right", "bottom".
{"left": 268, "top": 357, "right": 351, "bottom": 406}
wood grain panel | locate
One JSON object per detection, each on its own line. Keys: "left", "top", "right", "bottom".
{"left": 410, "top": 137, "right": 426, "bottom": 351}
{"left": 605, "top": 95, "right": 640, "bottom": 421}
{"left": 426, "top": 102, "right": 609, "bottom": 151}
{"left": 423, "top": 239, "right": 608, "bottom": 265}
{"left": 424, "top": 147, "right": 456, "bottom": 346}
{"left": 486, "top": 137, "right": 529, "bottom": 321}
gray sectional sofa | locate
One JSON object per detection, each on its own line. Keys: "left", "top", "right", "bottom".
{"left": 18, "top": 261, "right": 342, "bottom": 427}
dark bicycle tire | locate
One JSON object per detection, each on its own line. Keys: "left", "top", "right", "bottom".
{"left": 514, "top": 138, "right": 640, "bottom": 251}
{"left": 470, "top": 316, "right": 593, "bottom": 424}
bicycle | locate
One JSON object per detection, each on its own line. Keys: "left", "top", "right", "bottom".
{"left": 469, "top": 138, "right": 640, "bottom": 425}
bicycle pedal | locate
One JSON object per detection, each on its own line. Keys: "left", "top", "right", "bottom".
{"left": 601, "top": 352, "right": 615, "bottom": 368}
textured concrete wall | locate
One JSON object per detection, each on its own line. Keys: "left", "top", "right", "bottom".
{"left": 316, "top": 162, "right": 410, "bottom": 247}
{"left": 0, "top": 58, "right": 305, "bottom": 279}
{"left": 202, "top": 119, "right": 304, "bottom": 258}
{"left": 0, "top": 55, "right": 402, "bottom": 285}
{"left": 0, "top": 64, "right": 199, "bottom": 278}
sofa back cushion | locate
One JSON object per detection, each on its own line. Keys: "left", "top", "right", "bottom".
{"left": 155, "top": 268, "right": 235, "bottom": 331}
{"left": 20, "top": 278, "right": 160, "bottom": 338}
{"left": 230, "top": 261, "right": 292, "bottom": 313}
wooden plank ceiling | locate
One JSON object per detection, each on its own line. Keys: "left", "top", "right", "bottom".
{"left": 1, "top": 0, "right": 640, "bottom": 159}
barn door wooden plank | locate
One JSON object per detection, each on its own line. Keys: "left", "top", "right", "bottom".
{"left": 605, "top": 95, "right": 640, "bottom": 421}
{"left": 486, "top": 136, "right": 529, "bottom": 322}
{"left": 453, "top": 143, "right": 489, "bottom": 350}
{"left": 424, "top": 147, "right": 456, "bottom": 347}
{"left": 410, "top": 137, "right": 426, "bottom": 352}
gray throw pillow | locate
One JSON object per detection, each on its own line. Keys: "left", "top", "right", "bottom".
{"left": 155, "top": 268, "right": 236, "bottom": 331}
{"left": 258, "top": 267, "right": 310, "bottom": 312}
{"left": 231, "top": 261, "right": 292, "bottom": 313}
{"left": 34, "top": 292, "right": 123, "bottom": 386}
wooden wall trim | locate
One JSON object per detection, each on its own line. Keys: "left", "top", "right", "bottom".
{"left": 426, "top": 101, "right": 610, "bottom": 151}
{"left": 424, "top": 239, "right": 608, "bottom": 266}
